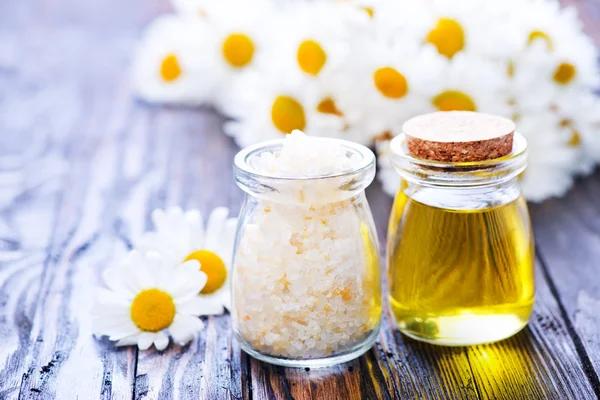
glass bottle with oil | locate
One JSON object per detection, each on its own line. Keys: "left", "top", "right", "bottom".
{"left": 387, "top": 115, "right": 534, "bottom": 346}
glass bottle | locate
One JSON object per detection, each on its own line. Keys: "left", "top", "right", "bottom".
{"left": 387, "top": 132, "right": 535, "bottom": 346}
{"left": 231, "top": 138, "right": 382, "bottom": 367}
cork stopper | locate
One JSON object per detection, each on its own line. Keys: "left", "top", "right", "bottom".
{"left": 403, "top": 111, "right": 516, "bottom": 162}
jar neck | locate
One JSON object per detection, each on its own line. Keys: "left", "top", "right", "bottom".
{"left": 234, "top": 138, "right": 376, "bottom": 205}
{"left": 401, "top": 175, "right": 522, "bottom": 210}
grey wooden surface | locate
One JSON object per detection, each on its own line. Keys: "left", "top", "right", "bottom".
{"left": 0, "top": 0, "right": 599, "bottom": 398}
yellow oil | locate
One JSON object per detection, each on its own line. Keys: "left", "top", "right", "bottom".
{"left": 387, "top": 188, "right": 535, "bottom": 346}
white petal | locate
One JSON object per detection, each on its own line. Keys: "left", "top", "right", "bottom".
{"left": 176, "top": 296, "right": 224, "bottom": 316}
{"left": 137, "top": 332, "right": 157, "bottom": 350}
{"left": 163, "top": 262, "right": 207, "bottom": 298}
{"left": 151, "top": 208, "right": 169, "bottom": 231}
{"left": 116, "top": 333, "right": 143, "bottom": 347}
{"left": 185, "top": 209, "right": 205, "bottom": 249}
{"left": 169, "top": 315, "right": 203, "bottom": 345}
{"left": 153, "top": 331, "right": 170, "bottom": 351}
{"left": 204, "top": 207, "right": 229, "bottom": 250}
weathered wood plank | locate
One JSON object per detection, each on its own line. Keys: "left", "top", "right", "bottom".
{"left": 531, "top": 171, "right": 600, "bottom": 394}
{"left": 131, "top": 108, "right": 244, "bottom": 400}
{"left": 16, "top": 77, "right": 140, "bottom": 398}
{"left": 465, "top": 261, "right": 598, "bottom": 399}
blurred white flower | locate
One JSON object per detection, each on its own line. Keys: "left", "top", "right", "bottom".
{"left": 429, "top": 53, "right": 512, "bottom": 117}
{"left": 512, "top": 0, "right": 600, "bottom": 92}
{"left": 223, "top": 69, "right": 346, "bottom": 147}
{"left": 265, "top": 2, "right": 360, "bottom": 82}
{"left": 336, "top": 40, "right": 445, "bottom": 140}
{"left": 507, "top": 43, "right": 556, "bottom": 116}
{"left": 93, "top": 251, "right": 222, "bottom": 351}
{"left": 136, "top": 207, "right": 237, "bottom": 314}
{"left": 382, "top": 0, "right": 521, "bottom": 60}
{"left": 518, "top": 112, "right": 579, "bottom": 202}
{"left": 132, "top": 15, "right": 218, "bottom": 104}
{"left": 552, "top": 90, "right": 600, "bottom": 174}
{"left": 203, "top": 0, "right": 276, "bottom": 109}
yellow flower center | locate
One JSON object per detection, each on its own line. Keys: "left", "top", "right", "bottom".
{"left": 373, "top": 67, "right": 409, "bottom": 99}
{"left": 568, "top": 130, "right": 581, "bottom": 147}
{"left": 528, "top": 30, "right": 553, "bottom": 51}
{"left": 130, "top": 289, "right": 176, "bottom": 332}
{"left": 222, "top": 33, "right": 255, "bottom": 68}
{"left": 317, "top": 97, "right": 343, "bottom": 116}
{"left": 560, "top": 119, "right": 581, "bottom": 147}
{"left": 553, "top": 62, "right": 577, "bottom": 85}
{"left": 160, "top": 54, "right": 182, "bottom": 82}
{"left": 507, "top": 60, "right": 515, "bottom": 78}
{"left": 271, "top": 95, "right": 306, "bottom": 133}
{"left": 426, "top": 18, "right": 465, "bottom": 58}
{"left": 361, "top": 6, "right": 374, "bottom": 18}
{"left": 184, "top": 250, "right": 228, "bottom": 294}
{"left": 297, "top": 40, "right": 327, "bottom": 76}
{"left": 432, "top": 90, "right": 476, "bottom": 111}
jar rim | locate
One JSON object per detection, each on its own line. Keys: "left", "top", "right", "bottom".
{"left": 233, "top": 137, "right": 375, "bottom": 182}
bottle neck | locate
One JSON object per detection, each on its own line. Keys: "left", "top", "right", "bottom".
{"left": 402, "top": 176, "right": 522, "bottom": 210}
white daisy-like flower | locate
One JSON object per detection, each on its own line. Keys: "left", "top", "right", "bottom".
{"left": 377, "top": 0, "right": 521, "bottom": 60}
{"left": 223, "top": 69, "right": 346, "bottom": 148}
{"left": 511, "top": 0, "right": 599, "bottom": 92}
{"left": 136, "top": 207, "right": 237, "bottom": 313}
{"left": 519, "top": 111, "right": 579, "bottom": 202}
{"left": 506, "top": 42, "right": 556, "bottom": 116}
{"left": 203, "top": 0, "right": 276, "bottom": 109}
{"left": 264, "top": 2, "right": 360, "bottom": 82}
{"left": 428, "top": 52, "right": 512, "bottom": 117}
{"left": 335, "top": 40, "right": 446, "bottom": 141}
{"left": 552, "top": 90, "right": 600, "bottom": 174}
{"left": 132, "top": 14, "right": 218, "bottom": 105}
{"left": 93, "top": 251, "right": 222, "bottom": 350}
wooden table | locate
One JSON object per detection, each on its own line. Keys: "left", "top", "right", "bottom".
{"left": 1, "top": 0, "right": 599, "bottom": 398}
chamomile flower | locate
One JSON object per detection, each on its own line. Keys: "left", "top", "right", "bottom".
{"left": 132, "top": 15, "right": 217, "bottom": 105}
{"left": 93, "top": 251, "right": 221, "bottom": 350}
{"left": 223, "top": 69, "right": 346, "bottom": 147}
{"left": 204, "top": 0, "right": 275, "bottom": 109}
{"left": 518, "top": 112, "right": 579, "bottom": 202}
{"left": 265, "top": 2, "right": 358, "bottom": 82}
{"left": 506, "top": 43, "right": 556, "bottom": 116}
{"left": 335, "top": 40, "right": 446, "bottom": 141}
{"left": 513, "top": 0, "right": 599, "bottom": 91}
{"left": 429, "top": 53, "right": 512, "bottom": 117}
{"left": 552, "top": 90, "right": 600, "bottom": 174}
{"left": 382, "top": 0, "right": 520, "bottom": 60}
{"left": 136, "top": 207, "right": 237, "bottom": 313}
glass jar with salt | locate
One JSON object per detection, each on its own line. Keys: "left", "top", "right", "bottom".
{"left": 231, "top": 130, "right": 382, "bottom": 367}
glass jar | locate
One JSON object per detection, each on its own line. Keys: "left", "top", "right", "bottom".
{"left": 387, "top": 132, "right": 535, "bottom": 346}
{"left": 231, "top": 138, "right": 382, "bottom": 368}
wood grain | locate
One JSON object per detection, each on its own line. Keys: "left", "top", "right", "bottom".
{"left": 0, "top": 0, "right": 599, "bottom": 398}
{"left": 531, "top": 171, "right": 600, "bottom": 393}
